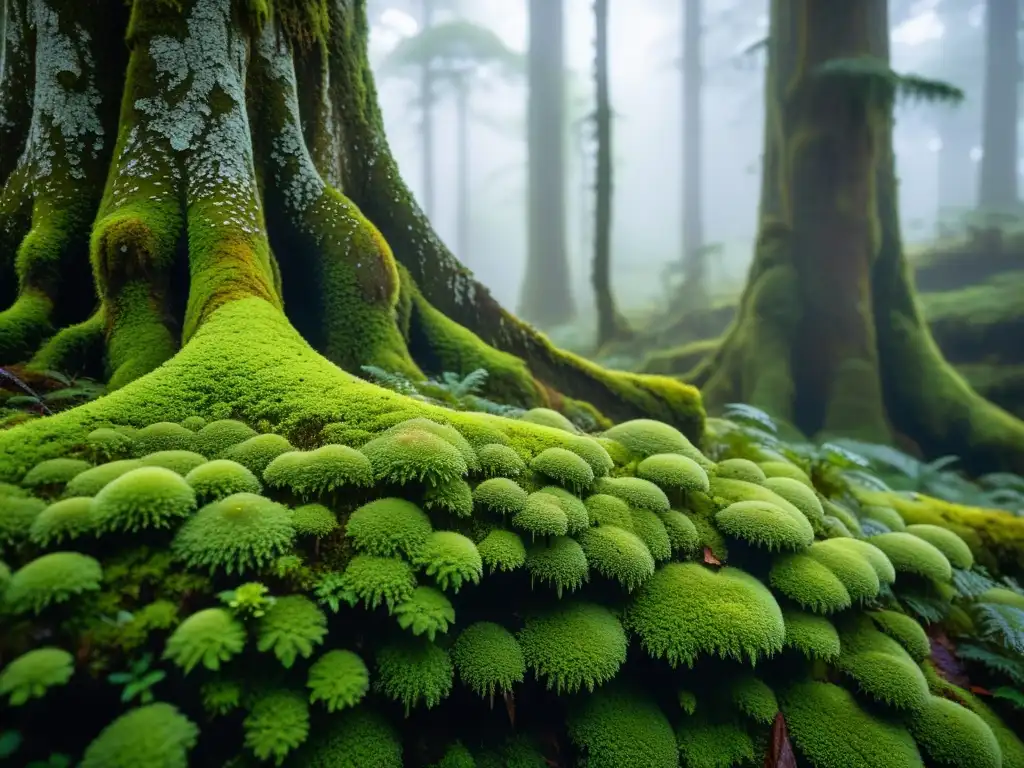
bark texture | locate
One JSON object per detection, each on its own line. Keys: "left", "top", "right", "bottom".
{"left": 677, "top": 0, "right": 706, "bottom": 307}
{"left": 977, "top": 0, "right": 1020, "bottom": 211}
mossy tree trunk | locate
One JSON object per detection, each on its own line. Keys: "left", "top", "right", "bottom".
{"left": 688, "top": 0, "right": 1024, "bottom": 474}
{"left": 0, "top": 0, "right": 704, "bottom": 476}
{"left": 977, "top": 0, "right": 1019, "bottom": 212}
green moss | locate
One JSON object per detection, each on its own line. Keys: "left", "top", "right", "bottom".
{"left": 222, "top": 433, "right": 294, "bottom": 475}
{"left": 185, "top": 458, "right": 263, "bottom": 502}
{"left": 374, "top": 638, "right": 454, "bottom": 713}
{"left": 862, "top": 504, "right": 907, "bottom": 531}
{"left": 727, "top": 674, "right": 778, "bottom": 725}
{"left": 580, "top": 525, "right": 655, "bottom": 591}
{"left": 625, "top": 563, "right": 785, "bottom": 667}
{"left": 763, "top": 476, "right": 824, "bottom": 526}
{"left": 603, "top": 419, "right": 708, "bottom": 467}
{"left": 977, "top": 587, "right": 1024, "bottom": 610}
{"left": 346, "top": 497, "right": 433, "bottom": 558}
{"left": 676, "top": 716, "right": 757, "bottom": 768}
{"left": 84, "top": 428, "right": 134, "bottom": 461}
{"left": 526, "top": 536, "right": 589, "bottom": 596}
{"left": 290, "top": 708, "right": 402, "bottom": 768}
{"left": 715, "top": 458, "right": 767, "bottom": 484}
{"left": 782, "top": 610, "right": 841, "bottom": 660}
{"left": 328, "top": 555, "right": 416, "bottom": 611}
{"left": 193, "top": 418, "right": 259, "bottom": 456}
{"left": 306, "top": 649, "right": 370, "bottom": 712}
{"left": 869, "top": 532, "right": 953, "bottom": 582}
{"left": 905, "top": 524, "right": 974, "bottom": 569}
{"left": 132, "top": 422, "right": 197, "bottom": 456}
{"left": 824, "top": 500, "right": 863, "bottom": 536}
{"left": 423, "top": 478, "right": 474, "bottom": 517}
{"left": 770, "top": 553, "right": 852, "bottom": 613}
{"left": 594, "top": 476, "right": 670, "bottom": 513}
{"left": 584, "top": 494, "right": 634, "bottom": 530}
{"left": 629, "top": 508, "right": 673, "bottom": 561}
{"left": 394, "top": 585, "right": 455, "bottom": 640}
{"left": 64, "top": 459, "right": 144, "bottom": 496}
{"left": 139, "top": 450, "right": 209, "bottom": 475}
{"left": 825, "top": 537, "right": 897, "bottom": 583}
{"left": 530, "top": 446, "right": 595, "bottom": 492}
{"left": 473, "top": 477, "right": 528, "bottom": 515}
{"left": 3, "top": 551, "right": 102, "bottom": 615}
{"left": 264, "top": 445, "right": 373, "bottom": 497}
{"left": 79, "top": 703, "right": 199, "bottom": 768}
{"left": 869, "top": 610, "right": 930, "bottom": 661}
{"left": 476, "top": 443, "right": 527, "bottom": 478}
{"left": 180, "top": 416, "right": 207, "bottom": 432}
{"left": 291, "top": 503, "right": 338, "bottom": 537}
{"left": 656, "top": 509, "right": 701, "bottom": 555}
{"left": 909, "top": 695, "right": 1001, "bottom": 768}
{"left": 476, "top": 528, "right": 527, "bottom": 573}
{"left": 567, "top": 686, "right": 679, "bottom": 768}
{"left": 255, "top": 595, "right": 328, "bottom": 668}
{"left": 361, "top": 427, "right": 468, "bottom": 486}
{"left": 636, "top": 453, "right": 710, "bottom": 493}
{"left": 759, "top": 460, "right": 813, "bottom": 486}
{"left": 451, "top": 621, "right": 526, "bottom": 700}
{"left": 0, "top": 647, "right": 75, "bottom": 706}
{"left": 805, "top": 540, "right": 882, "bottom": 601}
{"left": 21, "top": 457, "right": 92, "bottom": 489}
{"left": 836, "top": 617, "right": 930, "bottom": 711}
{"left": 163, "top": 607, "right": 247, "bottom": 673}
{"left": 512, "top": 492, "right": 569, "bottom": 539}
{"left": 715, "top": 500, "right": 814, "bottom": 552}
{"left": 536, "top": 485, "right": 590, "bottom": 534}
{"left": 411, "top": 530, "right": 482, "bottom": 593}
{"left": 243, "top": 689, "right": 310, "bottom": 765}
{"left": 30, "top": 497, "right": 95, "bottom": 547}
{"left": 519, "top": 407, "right": 579, "bottom": 433}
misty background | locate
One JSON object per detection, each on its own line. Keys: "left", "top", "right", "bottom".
{"left": 365, "top": 0, "right": 993, "bottom": 319}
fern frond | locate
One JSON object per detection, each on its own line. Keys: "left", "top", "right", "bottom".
{"left": 453, "top": 369, "right": 489, "bottom": 397}
{"left": 956, "top": 642, "right": 1024, "bottom": 686}
{"left": 814, "top": 56, "right": 964, "bottom": 106}
{"left": 991, "top": 687, "right": 1024, "bottom": 709}
{"left": 723, "top": 403, "right": 778, "bottom": 434}
{"left": 952, "top": 568, "right": 999, "bottom": 599}
{"left": 899, "top": 594, "right": 949, "bottom": 624}
{"left": 825, "top": 438, "right": 919, "bottom": 475}
{"left": 973, "top": 603, "right": 1024, "bottom": 654}
{"left": 840, "top": 469, "right": 891, "bottom": 492}
{"left": 360, "top": 366, "right": 418, "bottom": 395}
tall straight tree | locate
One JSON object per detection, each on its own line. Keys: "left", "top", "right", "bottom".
{"left": 678, "top": 0, "right": 706, "bottom": 307}
{"left": 518, "top": 0, "right": 575, "bottom": 327}
{"left": 978, "top": 0, "right": 1020, "bottom": 211}
{"left": 420, "top": 0, "right": 437, "bottom": 218}
{"left": 688, "top": 0, "right": 1024, "bottom": 473}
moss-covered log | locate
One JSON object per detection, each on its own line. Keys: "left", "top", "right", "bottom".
{"left": 688, "top": 0, "right": 1024, "bottom": 475}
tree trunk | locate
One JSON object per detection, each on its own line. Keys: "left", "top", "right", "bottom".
{"left": 0, "top": 0, "right": 705, "bottom": 481}
{"left": 517, "top": 0, "right": 575, "bottom": 328}
{"left": 592, "top": 0, "right": 629, "bottom": 348}
{"left": 454, "top": 78, "right": 470, "bottom": 264}
{"left": 977, "top": 0, "right": 1020, "bottom": 212}
{"left": 677, "top": 0, "right": 706, "bottom": 308}
{"left": 419, "top": 0, "right": 436, "bottom": 219}
{"left": 688, "top": 0, "right": 1024, "bottom": 474}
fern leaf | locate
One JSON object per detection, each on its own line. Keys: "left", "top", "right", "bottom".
{"left": 952, "top": 568, "right": 999, "bottom": 599}
{"left": 899, "top": 594, "right": 949, "bottom": 624}
{"left": 723, "top": 403, "right": 778, "bottom": 434}
{"left": 956, "top": 642, "right": 1024, "bottom": 687}
{"left": 973, "top": 603, "right": 1024, "bottom": 654}
{"left": 454, "top": 369, "right": 489, "bottom": 397}
{"left": 991, "top": 687, "right": 1024, "bottom": 710}
{"left": 814, "top": 56, "right": 964, "bottom": 106}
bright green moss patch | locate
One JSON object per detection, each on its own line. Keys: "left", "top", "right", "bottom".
{"left": 676, "top": 716, "right": 757, "bottom": 768}
{"left": 476, "top": 443, "right": 527, "bottom": 478}
{"left": 132, "top": 422, "right": 197, "bottom": 456}
{"left": 193, "top": 419, "right": 259, "bottom": 456}
{"left": 594, "top": 476, "right": 670, "bottom": 513}
{"left": 86, "top": 428, "right": 135, "bottom": 461}
{"left": 584, "top": 494, "right": 634, "bottom": 530}
{"left": 411, "top": 531, "right": 482, "bottom": 593}
{"left": 477, "top": 529, "right": 527, "bottom": 573}
{"left": 164, "top": 608, "right": 247, "bottom": 673}
{"left": 782, "top": 610, "right": 841, "bottom": 660}
{"left": 905, "top": 524, "right": 974, "bottom": 569}
{"left": 519, "top": 407, "right": 579, "bottom": 433}
{"left": 291, "top": 708, "right": 402, "bottom": 768}
{"left": 30, "top": 497, "right": 95, "bottom": 547}
{"left": 185, "top": 459, "right": 263, "bottom": 502}
{"left": 139, "top": 450, "right": 209, "bottom": 475}
{"left": 763, "top": 476, "right": 824, "bottom": 526}
{"left": 221, "top": 433, "right": 293, "bottom": 474}
{"left": 770, "top": 553, "right": 852, "bottom": 614}
{"left": 255, "top": 595, "right": 328, "bottom": 668}
{"left": 727, "top": 674, "right": 778, "bottom": 725}
{"left": 346, "top": 498, "right": 433, "bottom": 558}
{"left": 602, "top": 419, "right": 705, "bottom": 464}
{"left": 869, "top": 532, "right": 953, "bottom": 582}
{"left": 473, "top": 477, "right": 528, "bottom": 515}
{"left": 629, "top": 507, "right": 672, "bottom": 561}
{"left": 64, "top": 459, "right": 144, "bottom": 496}
{"left": 625, "top": 563, "right": 785, "bottom": 667}
{"left": 715, "top": 458, "right": 767, "bottom": 484}
{"left": 374, "top": 638, "right": 454, "bottom": 713}
{"left": 580, "top": 525, "right": 655, "bottom": 591}
{"left": 361, "top": 428, "right": 468, "bottom": 486}
{"left": 869, "top": 610, "right": 930, "bottom": 661}
{"left": 0, "top": 647, "right": 75, "bottom": 706}
{"left": 243, "top": 689, "right": 311, "bottom": 764}
{"left": 512, "top": 492, "right": 569, "bottom": 539}
{"left": 759, "top": 460, "right": 812, "bottom": 485}
{"left": 264, "top": 445, "right": 373, "bottom": 497}
{"left": 451, "top": 621, "right": 526, "bottom": 700}
{"left": 291, "top": 503, "right": 338, "bottom": 537}
{"left": 805, "top": 540, "right": 881, "bottom": 601}
{"left": 79, "top": 703, "right": 199, "bottom": 768}
{"left": 536, "top": 486, "right": 590, "bottom": 534}
{"left": 862, "top": 504, "right": 907, "bottom": 531}
{"left": 327, "top": 555, "right": 417, "bottom": 612}
{"left": 567, "top": 686, "right": 679, "bottom": 768}
{"left": 656, "top": 509, "right": 700, "bottom": 554}
{"left": 530, "top": 446, "right": 594, "bottom": 492}
{"left": 3, "top": 551, "right": 103, "bottom": 615}
{"left": 423, "top": 478, "right": 474, "bottom": 517}
{"left": 715, "top": 500, "right": 814, "bottom": 552}
{"left": 306, "top": 649, "right": 370, "bottom": 712}
{"left": 526, "top": 536, "right": 589, "bottom": 597}
{"left": 636, "top": 453, "right": 710, "bottom": 493}
{"left": 0, "top": 495, "right": 44, "bottom": 548}
{"left": 909, "top": 695, "right": 1001, "bottom": 768}
{"left": 394, "top": 586, "right": 455, "bottom": 640}
{"left": 836, "top": 618, "right": 930, "bottom": 711}
{"left": 21, "top": 458, "right": 92, "bottom": 489}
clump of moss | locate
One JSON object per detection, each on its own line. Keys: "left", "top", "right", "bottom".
{"left": 346, "top": 498, "right": 433, "bottom": 558}
{"left": 291, "top": 503, "right": 338, "bottom": 537}
{"left": 451, "top": 621, "right": 526, "bottom": 700}
{"left": 512, "top": 492, "right": 570, "bottom": 539}
{"left": 65, "top": 459, "right": 144, "bottom": 497}
{"left": 869, "top": 531, "right": 952, "bottom": 582}
{"left": 79, "top": 703, "right": 199, "bottom": 768}
{"left": 763, "top": 476, "right": 825, "bottom": 527}
{"left": 383, "top": 418, "right": 480, "bottom": 473}
{"left": 307, "top": 650, "right": 370, "bottom": 712}
{"left": 411, "top": 531, "right": 483, "bottom": 593}
{"left": 905, "top": 523, "right": 974, "bottom": 570}
{"left": 423, "top": 478, "right": 474, "bottom": 517}
{"left": 29, "top": 497, "right": 95, "bottom": 547}
{"left": 536, "top": 486, "right": 590, "bottom": 534}
{"left": 185, "top": 459, "right": 263, "bottom": 502}
{"left": 836, "top": 618, "right": 930, "bottom": 711}
{"left": 91, "top": 467, "right": 198, "bottom": 534}
{"left": 518, "top": 602, "right": 627, "bottom": 694}
{"left": 243, "top": 689, "right": 310, "bottom": 765}
{"left": 374, "top": 638, "right": 454, "bottom": 714}
{"left": 0, "top": 647, "right": 75, "bottom": 705}
{"left": 676, "top": 715, "right": 757, "bottom": 768}
{"left": 476, "top": 443, "right": 527, "bottom": 478}
{"left": 361, "top": 428, "right": 468, "bottom": 486}
{"left": 172, "top": 493, "right": 295, "bottom": 575}
{"left": 909, "top": 695, "right": 1002, "bottom": 768}
{"left": 3, "top": 551, "right": 103, "bottom": 615}
{"left": 139, "top": 450, "right": 209, "bottom": 475}
{"left": 584, "top": 493, "right": 634, "bottom": 530}
{"left": 782, "top": 610, "right": 842, "bottom": 660}
{"left": 86, "top": 427, "right": 135, "bottom": 460}
{"left": 715, "top": 458, "right": 767, "bottom": 483}
{"left": 727, "top": 673, "right": 778, "bottom": 725}
{"left": 290, "top": 708, "right": 402, "bottom": 767}
{"left": 256, "top": 595, "right": 328, "bottom": 668}
{"left": 519, "top": 407, "right": 579, "bottom": 433}
{"left": 394, "top": 586, "right": 455, "bottom": 640}
{"left": 132, "top": 422, "right": 198, "bottom": 456}
{"left": 715, "top": 500, "right": 814, "bottom": 552}
{"left": 770, "top": 553, "right": 852, "bottom": 614}
{"left": 656, "top": 509, "right": 700, "bottom": 555}
{"left": 636, "top": 453, "right": 710, "bottom": 493}
{"left": 603, "top": 419, "right": 704, "bottom": 464}
{"left": 476, "top": 528, "right": 527, "bottom": 573}
{"left": 594, "top": 476, "right": 670, "bottom": 513}
{"left": 805, "top": 540, "right": 882, "bottom": 601}
{"left": 567, "top": 685, "right": 679, "bottom": 768}
{"left": 625, "top": 563, "right": 785, "bottom": 667}
{"left": 193, "top": 419, "right": 259, "bottom": 456}
{"left": 530, "top": 447, "right": 595, "bottom": 492}
{"left": 264, "top": 445, "right": 374, "bottom": 497}
{"left": 869, "top": 610, "right": 930, "bottom": 662}
{"left": 580, "top": 525, "right": 655, "bottom": 592}
{"left": 21, "top": 458, "right": 92, "bottom": 490}
{"left": 327, "top": 555, "right": 417, "bottom": 611}
{"left": 628, "top": 508, "right": 672, "bottom": 561}
{"left": 827, "top": 537, "right": 896, "bottom": 584}
{"left": 526, "top": 536, "right": 589, "bottom": 597}
{"left": 163, "top": 607, "right": 247, "bottom": 673}
{"left": 862, "top": 504, "right": 907, "bottom": 531}
{"left": 180, "top": 416, "right": 207, "bottom": 432}
{"left": 473, "top": 477, "right": 528, "bottom": 515}
{"left": 221, "top": 433, "right": 293, "bottom": 474}
{"left": 759, "top": 460, "right": 812, "bottom": 486}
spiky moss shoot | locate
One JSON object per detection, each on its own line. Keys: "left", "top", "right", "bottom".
{"left": 625, "top": 563, "right": 785, "bottom": 667}
{"left": 423, "top": 478, "right": 474, "bottom": 518}
{"left": 139, "top": 450, "right": 209, "bottom": 475}
{"left": 804, "top": 540, "right": 882, "bottom": 601}
{"left": 978, "top": 587, "right": 1024, "bottom": 609}
{"left": 263, "top": 445, "right": 373, "bottom": 498}
{"left": 905, "top": 524, "right": 974, "bottom": 569}
{"left": 256, "top": 595, "right": 328, "bottom": 668}
{"left": 519, "top": 407, "right": 580, "bottom": 433}
{"left": 910, "top": 695, "right": 1002, "bottom": 768}
{"left": 518, "top": 602, "right": 627, "bottom": 694}
{"left": 477, "top": 529, "right": 527, "bottom": 573}
{"left": 192, "top": 419, "right": 259, "bottom": 456}
{"left": 675, "top": 716, "right": 757, "bottom": 768}
{"left": 603, "top": 418, "right": 708, "bottom": 465}
{"left": 715, "top": 459, "right": 767, "bottom": 484}
{"left": 513, "top": 493, "right": 570, "bottom": 539}
{"left": 762, "top": 476, "right": 825, "bottom": 527}
{"left": 869, "top": 532, "right": 953, "bottom": 583}
{"left": 580, "top": 525, "right": 656, "bottom": 592}
{"left": 412, "top": 531, "right": 483, "bottom": 593}
{"left": 780, "top": 680, "right": 922, "bottom": 768}
{"left": 374, "top": 638, "right": 454, "bottom": 714}
{"left": 594, "top": 477, "right": 670, "bottom": 513}
{"left": 862, "top": 504, "right": 907, "bottom": 531}
{"left": 180, "top": 417, "right": 207, "bottom": 432}
{"left": 383, "top": 418, "right": 480, "bottom": 473}
{"left": 290, "top": 503, "right": 338, "bottom": 538}
{"left": 345, "top": 498, "right": 433, "bottom": 559}
{"left": 0, "top": 647, "right": 75, "bottom": 706}
{"left": 866, "top": 610, "right": 929, "bottom": 662}
{"left": 307, "top": 650, "right": 370, "bottom": 713}
{"left": 451, "top": 621, "right": 526, "bottom": 700}
{"left": 86, "top": 428, "right": 135, "bottom": 461}
{"left": 759, "top": 460, "right": 813, "bottom": 486}
{"left": 825, "top": 537, "right": 896, "bottom": 584}
{"left": 636, "top": 453, "right": 710, "bottom": 494}
{"left": 526, "top": 536, "right": 589, "bottom": 597}
{"left": 64, "top": 459, "right": 143, "bottom": 497}
{"left": 473, "top": 477, "right": 529, "bottom": 515}
{"left": 769, "top": 553, "right": 852, "bottom": 614}
{"left": 476, "top": 443, "right": 527, "bottom": 478}
{"left": 584, "top": 494, "right": 634, "bottom": 530}
{"left": 243, "top": 689, "right": 310, "bottom": 765}
{"left": 3, "top": 551, "right": 102, "bottom": 616}
{"left": 536, "top": 486, "right": 590, "bottom": 534}
{"left": 656, "top": 510, "right": 700, "bottom": 555}
{"left": 172, "top": 493, "right": 295, "bottom": 576}
{"left": 330, "top": 555, "right": 417, "bottom": 612}
{"left": 361, "top": 428, "right": 468, "bottom": 486}
{"left": 530, "top": 447, "right": 595, "bottom": 493}
{"left": 782, "top": 610, "right": 841, "bottom": 660}
{"left": 79, "top": 702, "right": 199, "bottom": 768}
{"left": 28, "top": 497, "right": 94, "bottom": 547}
{"left": 184, "top": 458, "right": 264, "bottom": 503}
{"left": 715, "top": 500, "right": 814, "bottom": 552}
{"left": 394, "top": 586, "right": 455, "bottom": 641}
{"left": 163, "top": 608, "right": 247, "bottom": 673}
{"left": 726, "top": 674, "right": 778, "bottom": 725}
{"left": 835, "top": 618, "right": 930, "bottom": 711}
{"left": 20, "top": 457, "right": 92, "bottom": 491}
{"left": 221, "top": 433, "right": 294, "bottom": 475}
{"left": 824, "top": 499, "right": 863, "bottom": 536}
{"left": 132, "top": 422, "right": 198, "bottom": 456}
{"left": 567, "top": 686, "right": 679, "bottom": 768}
{"left": 90, "top": 467, "right": 197, "bottom": 535}
{"left": 291, "top": 707, "right": 402, "bottom": 768}
{"left": 629, "top": 508, "right": 673, "bottom": 561}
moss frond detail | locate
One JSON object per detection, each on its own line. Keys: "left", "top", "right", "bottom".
{"left": 138, "top": 450, "right": 209, "bottom": 475}
{"left": 79, "top": 703, "right": 199, "bottom": 768}
{"left": 835, "top": 618, "right": 930, "bottom": 711}
{"left": 163, "top": 607, "right": 247, "bottom": 673}
{"left": 869, "top": 531, "right": 953, "bottom": 582}
{"left": 473, "top": 477, "right": 529, "bottom": 515}
{"left": 0, "top": 495, "right": 46, "bottom": 548}
{"left": 525, "top": 535, "right": 589, "bottom": 597}
{"left": 185, "top": 459, "right": 263, "bottom": 502}
{"left": 256, "top": 595, "right": 328, "bottom": 668}
{"left": 727, "top": 674, "right": 778, "bottom": 725}
{"left": 306, "top": 650, "right": 370, "bottom": 712}
{"left": 193, "top": 419, "right": 259, "bottom": 456}
{"left": 360, "top": 428, "right": 468, "bottom": 486}
{"left": 221, "top": 433, "right": 293, "bottom": 474}
{"left": 0, "top": 647, "right": 75, "bottom": 706}
{"left": 326, "top": 555, "right": 416, "bottom": 612}
{"left": 92, "top": 466, "right": 197, "bottom": 533}
{"left": 536, "top": 485, "right": 590, "bottom": 534}
{"left": 243, "top": 689, "right": 310, "bottom": 765}
{"left": 594, "top": 476, "right": 670, "bottom": 513}
{"left": 4, "top": 551, "right": 103, "bottom": 615}
{"left": 567, "top": 686, "right": 679, "bottom": 768}
{"left": 869, "top": 610, "right": 930, "bottom": 661}
{"left": 530, "top": 447, "right": 595, "bottom": 492}
{"left": 759, "top": 460, "right": 812, "bottom": 486}
{"left": 862, "top": 503, "right": 907, "bottom": 531}
{"left": 656, "top": 509, "right": 700, "bottom": 555}
{"left": 292, "top": 708, "right": 402, "bottom": 767}
{"left": 782, "top": 610, "right": 841, "bottom": 660}
{"left": 30, "top": 497, "right": 95, "bottom": 547}
{"left": 476, "top": 443, "right": 527, "bottom": 478}
{"left": 201, "top": 678, "right": 243, "bottom": 717}
{"left": 86, "top": 428, "right": 135, "bottom": 461}
{"left": 21, "top": 457, "right": 92, "bottom": 489}
{"left": 805, "top": 539, "right": 882, "bottom": 601}
{"left": 451, "top": 621, "right": 526, "bottom": 700}
{"left": 629, "top": 507, "right": 673, "bottom": 561}
{"left": 411, "top": 530, "right": 483, "bottom": 593}
{"left": 64, "top": 459, "right": 143, "bottom": 496}
{"left": 580, "top": 525, "right": 655, "bottom": 591}
{"left": 602, "top": 419, "right": 704, "bottom": 463}
{"left": 346, "top": 497, "right": 433, "bottom": 558}
{"left": 636, "top": 453, "right": 710, "bottom": 493}
{"left": 519, "top": 407, "right": 579, "bottom": 433}
{"left": 263, "top": 445, "right": 373, "bottom": 497}
{"left": 476, "top": 528, "right": 527, "bottom": 573}
{"left": 715, "top": 500, "right": 814, "bottom": 552}
{"left": 374, "top": 638, "right": 454, "bottom": 714}
{"left": 132, "top": 422, "right": 198, "bottom": 456}
{"left": 905, "top": 523, "right": 974, "bottom": 570}
{"left": 676, "top": 716, "right": 757, "bottom": 768}
{"left": 291, "top": 503, "right": 338, "bottom": 537}
{"left": 584, "top": 493, "right": 634, "bottom": 530}
{"left": 512, "top": 492, "right": 569, "bottom": 539}
{"left": 394, "top": 585, "right": 455, "bottom": 640}
{"left": 763, "top": 476, "right": 825, "bottom": 527}
{"left": 770, "top": 553, "right": 852, "bottom": 614}
{"left": 909, "top": 695, "right": 1002, "bottom": 768}
{"left": 423, "top": 477, "right": 474, "bottom": 517}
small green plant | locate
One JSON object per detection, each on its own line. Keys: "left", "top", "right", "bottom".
{"left": 107, "top": 653, "right": 166, "bottom": 705}
{"left": 0, "top": 368, "right": 106, "bottom": 419}
{"left": 219, "top": 582, "right": 276, "bottom": 618}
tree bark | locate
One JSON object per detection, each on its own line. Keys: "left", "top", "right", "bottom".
{"left": 0, "top": 0, "right": 706, "bottom": 481}
{"left": 517, "top": 0, "right": 575, "bottom": 328}
{"left": 688, "top": 0, "right": 1024, "bottom": 474}
{"left": 677, "top": 0, "right": 706, "bottom": 308}
{"left": 419, "top": 0, "right": 436, "bottom": 219}
{"left": 977, "top": 0, "right": 1020, "bottom": 212}
{"left": 454, "top": 78, "right": 470, "bottom": 264}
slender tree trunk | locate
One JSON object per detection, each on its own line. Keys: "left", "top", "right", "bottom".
{"left": 688, "top": 0, "right": 1024, "bottom": 473}
{"left": 678, "top": 0, "right": 706, "bottom": 308}
{"left": 592, "top": 0, "right": 629, "bottom": 348}
{"left": 518, "top": 0, "right": 575, "bottom": 328}
{"left": 455, "top": 79, "right": 470, "bottom": 264}
{"left": 977, "top": 0, "right": 1020, "bottom": 212}
{"left": 419, "top": 0, "right": 436, "bottom": 218}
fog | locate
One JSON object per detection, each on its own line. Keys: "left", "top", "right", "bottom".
{"left": 366, "top": 0, "right": 989, "bottom": 315}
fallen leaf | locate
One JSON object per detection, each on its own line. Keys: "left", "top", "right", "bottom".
{"left": 703, "top": 547, "right": 722, "bottom": 566}
{"left": 764, "top": 712, "right": 797, "bottom": 768}
{"left": 970, "top": 686, "right": 993, "bottom": 696}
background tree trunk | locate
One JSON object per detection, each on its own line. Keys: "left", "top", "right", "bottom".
{"left": 455, "top": 78, "right": 470, "bottom": 264}
{"left": 977, "top": 0, "right": 1020, "bottom": 212}
{"left": 677, "top": 0, "right": 706, "bottom": 308}
{"left": 517, "top": 0, "right": 575, "bottom": 328}
{"left": 419, "top": 0, "right": 436, "bottom": 219}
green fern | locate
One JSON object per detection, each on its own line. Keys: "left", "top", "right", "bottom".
{"left": 991, "top": 687, "right": 1024, "bottom": 710}
{"left": 814, "top": 56, "right": 964, "bottom": 106}
{"left": 360, "top": 366, "right": 418, "bottom": 395}
{"left": 722, "top": 403, "right": 777, "bottom": 434}
{"left": 952, "top": 568, "right": 999, "bottom": 599}
{"left": 973, "top": 603, "right": 1024, "bottom": 654}
{"left": 956, "top": 642, "right": 1024, "bottom": 686}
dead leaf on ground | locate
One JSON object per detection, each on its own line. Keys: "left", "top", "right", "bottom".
{"left": 764, "top": 712, "right": 797, "bottom": 768}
